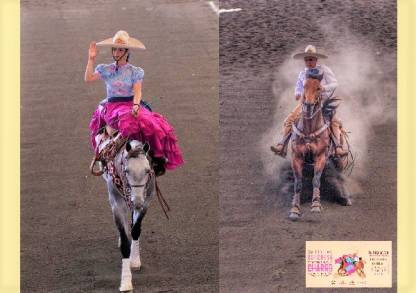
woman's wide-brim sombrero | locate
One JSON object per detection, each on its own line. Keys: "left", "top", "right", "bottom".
{"left": 293, "top": 45, "right": 327, "bottom": 59}
{"left": 96, "top": 30, "right": 146, "bottom": 50}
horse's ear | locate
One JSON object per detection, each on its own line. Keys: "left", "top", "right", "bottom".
{"left": 143, "top": 142, "right": 150, "bottom": 154}
{"left": 126, "top": 141, "right": 132, "bottom": 152}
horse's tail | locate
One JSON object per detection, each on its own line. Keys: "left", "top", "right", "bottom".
{"left": 322, "top": 96, "right": 341, "bottom": 121}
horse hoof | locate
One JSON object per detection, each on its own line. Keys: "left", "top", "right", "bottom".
{"left": 339, "top": 197, "right": 352, "bottom": 206}
{"left": 119, "top": 281, "right": 133, "bottom": 292}
{"left": 289, "top": 212, "right": 300, "bottom": 221}
{"left": 311, "top": 206, "right": 321, "bottom": 213}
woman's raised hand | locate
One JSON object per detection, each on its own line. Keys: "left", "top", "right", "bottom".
{"left": 88, "top": 42, "right": 98, "bottom": 60}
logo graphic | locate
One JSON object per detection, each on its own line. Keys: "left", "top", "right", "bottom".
{"left": 335, "top": 253, "right": 366, "bottom": 278}
{"left": 305, "top": 241, "right": 392, "bottom": 288}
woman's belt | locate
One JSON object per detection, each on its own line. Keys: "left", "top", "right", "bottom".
{"left": 106, "top": 96, "right": 153, "bottom": 112}
{"left": 107, "top": 96, "right": 134, "bottom": 103}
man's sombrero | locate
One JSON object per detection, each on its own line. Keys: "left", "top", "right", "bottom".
{"left": 96, "top": 30, "right": 146, "bottom": 50}
{"left": 293, "top": 45, "right": 327, "bottom": 59}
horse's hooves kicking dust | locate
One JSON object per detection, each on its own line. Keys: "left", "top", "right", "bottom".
{"left": 276, "top": 160, "right": 351, "bottom": 219}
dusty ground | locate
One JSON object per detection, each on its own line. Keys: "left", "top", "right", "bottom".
{"left": 20, "top": 0, "right": 218, "bottom": 292}
{"left": 219, "top": 0, "right": 396, "bottom": 292}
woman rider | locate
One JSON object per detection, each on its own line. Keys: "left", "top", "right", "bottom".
{"left": 85, "top": 30, "right": 184, "bottom": 172}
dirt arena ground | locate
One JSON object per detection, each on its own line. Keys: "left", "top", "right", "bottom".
{"left": 20, "top": 0, "right": 218, "bottom": 292}
{"left": 219, "top": 0, "right": 396, "bottom": 292}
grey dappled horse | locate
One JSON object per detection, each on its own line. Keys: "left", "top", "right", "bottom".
{"left": 102, "top": 140, "right": 156, "bottom": 292}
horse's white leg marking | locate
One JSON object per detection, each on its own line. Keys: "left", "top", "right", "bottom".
{"left": 130, "top": 239, "right": 141, "bottom": 269}
{"left": 119, "top": 258, "right": 133, "bottom": 292}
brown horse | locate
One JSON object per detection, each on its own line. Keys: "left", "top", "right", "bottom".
{"left": 288, "top": 73, "right": 332, "bottom": 220}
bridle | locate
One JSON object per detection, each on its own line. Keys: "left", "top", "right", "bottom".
{"left": 301, "top": 90, "right": 322, "bottom": 120}
{"left": 123, "top": 149, "right": 170, "bottom": 219}
{"left": 293, "top": 90, "right": 329, "bottom": 139}
{"left": 122, "top": 149, "right": 153, "bottom": 190}
{"left": 129, "top": 170, "right": 154, "bottom": 189}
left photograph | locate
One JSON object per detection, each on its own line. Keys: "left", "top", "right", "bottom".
{"left": 21, "top": 0, "right": 218, "bottom": 292}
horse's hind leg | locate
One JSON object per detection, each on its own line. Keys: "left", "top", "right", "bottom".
{"left": 289, "top": 157, "right": 303, "bottom": 221}
{"left": 335, "top": 175, "right": 352, "bottom": 206}
{"left": 311, "top": 154, "right": 326, "bottom": 213}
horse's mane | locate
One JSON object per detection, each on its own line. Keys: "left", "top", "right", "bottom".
{"left": 322, "top": 96, "right": 340, "bottom": 121}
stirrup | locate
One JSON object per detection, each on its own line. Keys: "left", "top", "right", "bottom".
{"left": 90, "top": 156, "right": 104, "bottom": 176}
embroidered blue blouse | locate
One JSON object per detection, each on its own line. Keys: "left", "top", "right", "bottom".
{"left": 95, "top": 63, "right": 144, "bottom": 98}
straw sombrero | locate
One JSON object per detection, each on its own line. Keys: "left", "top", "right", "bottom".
{"left": 96, "top": 30, "right": 146, "bottom": 50}
{"left": 293, "top": 45, "right": 327, "bottom": 59}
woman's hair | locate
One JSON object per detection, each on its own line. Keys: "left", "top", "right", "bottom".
{"left": 111, "top": 48, "right": 130, "bottom": 62}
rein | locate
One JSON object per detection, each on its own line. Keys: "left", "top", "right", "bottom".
{"left": 155, "top": 179, "right": 171, "bottom": 220}
{"left": 302, "top": 101, "right": 321, "bottom": 120}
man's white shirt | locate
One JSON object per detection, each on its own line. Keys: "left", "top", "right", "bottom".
{"left": 295, "top": 64, "right": 338, "bottom": 98}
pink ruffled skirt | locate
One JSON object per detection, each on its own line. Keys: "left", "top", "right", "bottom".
{"left": 89, "top": 101, "right": 184, "bottom": 170}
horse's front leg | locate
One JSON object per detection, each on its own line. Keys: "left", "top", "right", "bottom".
{"left": 289, "top": 155, "right": 304, "bottom": 221}
{"left": 107, "top": 185, "right": 133, "bottom": 292}
{"left": 129, "top": 192, "right": 150, "bottom": 270}
{"left": 311, "top": 153, "right": 327, "bottom": 213}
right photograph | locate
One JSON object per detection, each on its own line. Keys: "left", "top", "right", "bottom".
{"left": 220, "top": 0, "right": 396, "bottom": 292}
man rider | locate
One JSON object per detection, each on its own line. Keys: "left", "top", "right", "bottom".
{"left": 270, "top": 45, "right": 348, "bottom": 158}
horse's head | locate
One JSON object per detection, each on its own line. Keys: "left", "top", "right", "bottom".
{"left": 124, "top": 140, "right": 153, "bottom": 209}
{"left": 302, "top": 69, "right": 323, "bottom": 119}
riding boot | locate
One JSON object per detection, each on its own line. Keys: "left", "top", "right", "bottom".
{"left": 148, "top": 150, "right": 167, "bottom": 176}
{"left": 271, "top": 125, "right": 292, "bottom": 158}
{"left": 271, "top": 131, "right": 291, "bottom": 158}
